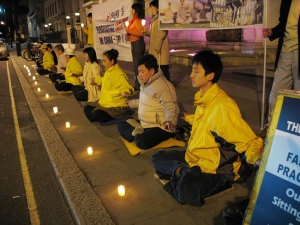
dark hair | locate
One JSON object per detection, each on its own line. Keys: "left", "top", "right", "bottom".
{"left": 55, "top": 44, "right": 64, "bottom": 52}
{"left": 87, "top": 12, "right": 92, "bottom": 18}
{"left": 192, "top": 49, "right": 223, "bottom": 83}
{"left": 132, "top": 3, "right": 145, "bottom": 19}
{"left": 150, "top": 0, "right": 158, "bottom": 8}
{"left": 103, "top": 49, "right": 119, "bottom": 65}
{"left": 47, "top": 43, "right": 52, "bottom": 49}
{"left": 138, "top": 54, "right": 158, "bottom": 73}
{"left": 83, "top": 47, "right": 98, "bottom": 64}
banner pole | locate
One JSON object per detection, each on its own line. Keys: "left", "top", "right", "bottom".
{"left": 261, "top": 0, "right": 268, "bottom": 130}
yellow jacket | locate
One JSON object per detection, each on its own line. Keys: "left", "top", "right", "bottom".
{"left": 64, "top": 57, "right": 83, "bottom": 85}
{"left": 43, "top": 51, "right": 55, "bottom": 72}
{"left": 83, "top": 23, "right": 94, "bottom": 45}
{"left": 185, "top": 84, "right": 263, "bottom": 181}
{"left": 94, "top": 63, "right": 133, "bottom": 108}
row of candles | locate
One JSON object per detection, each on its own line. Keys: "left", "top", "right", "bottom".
{"left": 24, "top": 64, "right": 127, "bottom": 197}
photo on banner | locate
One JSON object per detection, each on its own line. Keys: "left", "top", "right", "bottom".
{"left": 92, "top": 0, "right": 132, "bottom": 61}
{"left": 159, "top": 0, "right": 263, "bottom": 30}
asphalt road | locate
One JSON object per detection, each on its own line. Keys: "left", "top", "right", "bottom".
{"left": 0, "top": 58, "right": 75, "bottom": 225}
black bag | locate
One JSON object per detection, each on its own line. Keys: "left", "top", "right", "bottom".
{"left": 174, "top": 125, "right": 192, "bottom": 141}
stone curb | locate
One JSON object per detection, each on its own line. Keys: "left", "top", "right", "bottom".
{"left": 10, "top": 53, "right": 115, "bottom": 225}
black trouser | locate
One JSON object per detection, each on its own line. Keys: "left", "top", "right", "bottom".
{"left": 117, "top": 121, "right": 173, "bottom": 149}
{"left": 84, "top": 105, "right": 114, "bottom": 122}
{"left": 55, "top": 81, "right": 73, "bottom": 91}
{"left": 131, "top": 38, "right": 145, "bottom": 89}
{"left": 72, "top": 85, "right": 88, "bottom": 102}
{"left": 37, "top": 68, "right": 50, "bottom": 75}
{"left": 49, "top": 73, "right": 65, "bottom": 83}
{"left": 160, "top": 65, "right": 170, "bottom": 81}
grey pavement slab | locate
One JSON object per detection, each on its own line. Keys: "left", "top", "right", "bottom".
{"left": 9, "top": 46, "right": 272, "bottom": 224}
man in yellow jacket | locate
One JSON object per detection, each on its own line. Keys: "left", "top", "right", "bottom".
{"left": 152, "top": 49, "right": 263, "bottom": 207}
{"left": 82, "top": 13, "right": 94, "bottom": 46}
{"left": 37, "top": 44, "right": 55, "bottom": 75}
{"left": 54, "top": 48, "right": 83, "bottom": 92}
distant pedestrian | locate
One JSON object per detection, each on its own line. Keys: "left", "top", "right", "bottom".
{"left": 144, "top": 0, "right": 171, "bottom": 81}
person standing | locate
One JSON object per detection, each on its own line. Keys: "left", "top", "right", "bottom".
{"left": 144, "top": 0, "right": 171, "bottom": 81}
{"left": 126, "top": 3, "right": 146, "bottom": 90}
{"left": 82, "top": 13, "right": 94, "bottom": 46}
{"left": 262, "top": 0, "right": 300, "bottom": 131}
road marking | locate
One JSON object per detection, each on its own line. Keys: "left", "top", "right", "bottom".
{"left": 6, "top": 61, "right": 40, "bottom": 225}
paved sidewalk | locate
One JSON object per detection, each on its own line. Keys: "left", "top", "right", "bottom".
{"left": 10, "top": 48, "right": 273, "bottom": 225}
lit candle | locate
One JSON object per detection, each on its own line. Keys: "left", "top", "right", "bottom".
{"left": 87, "top": 147, "right": 93, "bottom": 155}
{"left": 125, "top": 21, "right": 129, "bottom": 27}
{"left": 45, "top": 94, "right": 49, "bottom": 98}
{"left": 34, "top": 81, "right": 37, "bottom": 85}
{"left": 142, "top": 19, "right": 146, "bottom": 26}
{"left": 53, "top": 107, "right": 58, "bottom": 113}
{"left": 24, "top": 65, "right": 26, "bottom": 68}
{"left": 65, "top": 122, "right": 70, "bottom": 128}
{"left": 32, "top": 76, "right": 35, "bottom": 80}
{"left": 27, "top": 69, "right": 30, "bottom": 72}
{"left": 28, "top": 72, "right": 31, "bottom": 76}
{"left": 118, "top": 185, "right": 126, "bottom": 196}
{"left": 81, "top": 23, "right": 84, "bottom": 28}
{"left": 37, "top": 88, "right": 41, "bottom": 92}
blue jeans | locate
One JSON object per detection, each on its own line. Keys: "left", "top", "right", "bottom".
{"left": 152, "top": 150, "right": 187, "bottom": 177}
{"left": 131, "top": 38, "right": 145, "bottom": 88}
{"left": 153, "top": 150, "right": 230, "bottom": 206}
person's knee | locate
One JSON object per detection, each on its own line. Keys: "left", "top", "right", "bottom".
{"left": 135, "top": 139, "right": 151, "bottom": 150}
{"left": 152, "top": 151, "right": 164, "bottom": 164}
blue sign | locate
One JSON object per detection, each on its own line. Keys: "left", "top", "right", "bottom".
{"left": 250, "top": 96, "right": 300, "bottom": 224}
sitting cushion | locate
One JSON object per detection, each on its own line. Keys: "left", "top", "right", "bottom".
{"left": 120, "top": 137, "right": 185, "bottom": 156}
{"left": 98, "top": 118, "right": 128, "bottom": 126}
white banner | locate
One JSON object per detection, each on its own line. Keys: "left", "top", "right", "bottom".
{"left": 92, "top": 0, "right": 132, "bottom": 61}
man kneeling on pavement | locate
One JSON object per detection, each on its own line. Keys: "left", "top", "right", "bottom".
{"left": 117, "top": 54, "right": 179, "bottom": 149}
{"left": 152, "top": 49, "right": 263, "bottom": 207}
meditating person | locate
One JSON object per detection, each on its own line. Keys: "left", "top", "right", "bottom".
{"left": 117, "top": 54, "right": 179, "bottom": 150}
{"left": 72, "top": 47, "right": 102, "bottom": 103}
{"left": 83, "top": 49, "right": 134, "bottom": 122}
{"left": 37, "top": 44, "right": 56, "bottom": 75}
{"left": 152, "top": 49, "right": 263, "bottom": 207}
{"left": 49, "top": 44, "right": 68, "bottom": 83}
{"left": 54, "top": 48, "right": 83, "bottom": 92}
{"left": 161, "top": 2, "right": 174, "bottom": 23}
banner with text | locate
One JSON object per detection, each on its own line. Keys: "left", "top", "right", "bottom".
{"left": 159, "top": 0, "right": 263, "bottom": 30}
{"left": 92, "top": 0, "right": 132, "bottom": 61}
{"left": 245, "top": 92, "right": 300, "bottom": 224}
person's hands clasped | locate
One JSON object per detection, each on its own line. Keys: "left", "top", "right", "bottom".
{"left": 163, "top": 121, "right": 175, "bottom": 132}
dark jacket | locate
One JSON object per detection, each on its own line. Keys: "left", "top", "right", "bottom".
{"left": 269, "top": 0, "right": 299, "bottom": 73}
